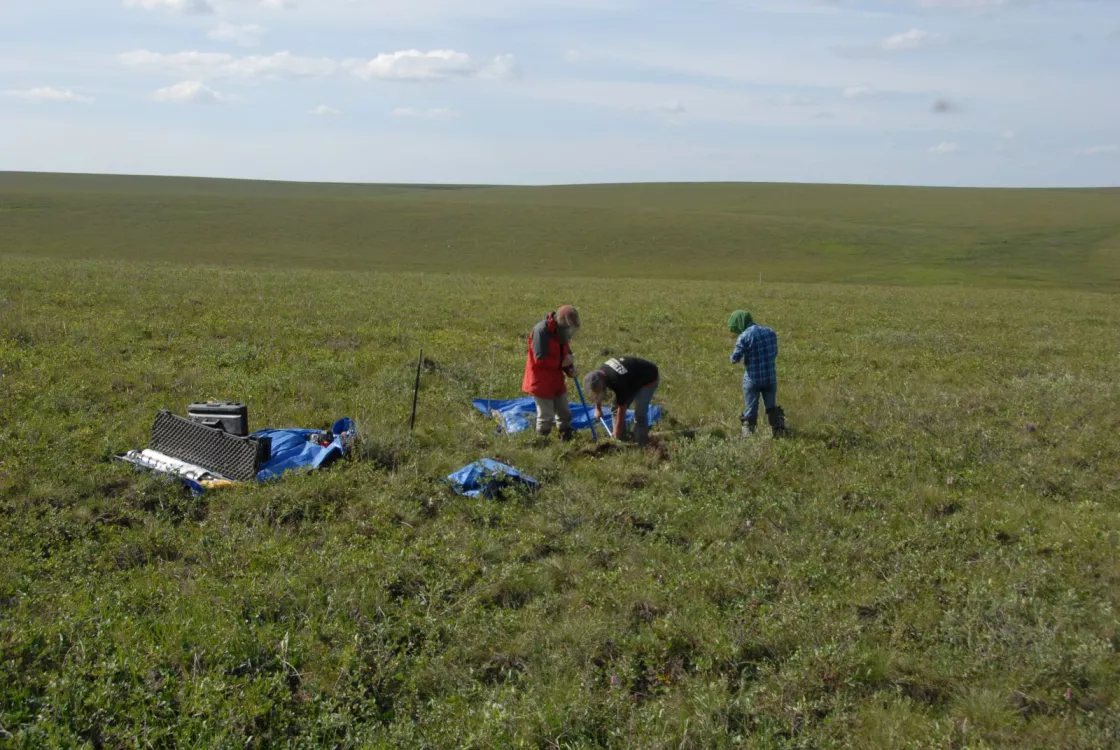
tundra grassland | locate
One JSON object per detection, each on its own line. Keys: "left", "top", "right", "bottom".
{"left": 1, "top": 174, "right": 1119, "bottom": 748}
{"left": 1, "top": 172, "right": 1119, "bottom": 290}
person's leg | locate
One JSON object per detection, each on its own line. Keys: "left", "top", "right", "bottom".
{"left": 632, "top": 381, "right": 658, "bottom": 446}
{"left": 742, "top": 380, "right": 761, "bottom": 435}
{"left": 534, "top": 396, "right": 557, "bottom": 437}
{"left": 555, "top": 395, "right": 573, "bottom": 441}
{"left": 763, "top": 383, "right": 786, "bottom": 437}
{"left": 762, "top": 383, "right": 777, "bottom": 412}
{"left": 610, "top": 404, "right": 629, "bottom": 441}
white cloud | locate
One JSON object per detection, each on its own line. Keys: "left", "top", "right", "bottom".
{"left": 882, "top": 29, "right": 938, "bottom": 51}
{"left": 929, "top": 141, "right": 961, "bottom": 154}
{"left": 481, "top": 54, "right": 520, "bottom": 80}
{"left": 124, "top": 0, "right": 291, "bottom": 10}
{"left": 1000, "top": 129, "right": 1016, "bottom": 139}
{"left": 352, "top": 50, "right": 520, "bottom": 82}
{"left": 213, "top": 0, "right": 622, "bottom": 28}
{"left": 351, "top": 50, "right": 478, "bottom": 81}
{"left": 152, "top": 80, "right": 233, "bottom": 104}
{"left": 120, "top": 50, "right": 337, "bottom": 79}
{"left": 1075, "top": 144, "right": 1118, "bottom": 156}
{"left": 124, "top": 0, "right": 214, "bottom": 14}
{"left": 392, "top": 107, "right": 460, "bottom": 119}
{"left": 833, "top": 27, "right": 943, "bottom": 59}
{"left": 121, "top": 48, "right": 516, "bottom": 84}
{"left": 207, "top": 23, "right": 266, "bottom": 48}
{"left": 782, "top": 94, "right": 814, "bottom": 107}
{"left": 310, "top": 104, "right": 341, "bottom": 116}
{"left": 843, "top": 86, "right": 877, "bottom": 99}
{"left": 4, "top": 87, "right": 93, "bottom": 104}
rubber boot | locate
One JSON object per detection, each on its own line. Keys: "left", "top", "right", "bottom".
{"left": 558, "top": 427, "right": 574, "bottom": 442}
{"left": 767, "top": 406, "right": 787, "bottom": 438}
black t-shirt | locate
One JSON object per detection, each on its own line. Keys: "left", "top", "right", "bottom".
{"left": 598, "top": 357, "right": 659, "bottom": 407}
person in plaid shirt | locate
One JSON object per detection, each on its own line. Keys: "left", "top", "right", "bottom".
{"left": 729, "top": 310, "right": 787, "bottom": 437}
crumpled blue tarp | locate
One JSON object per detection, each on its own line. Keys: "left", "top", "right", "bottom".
{"left": 253, "top": 417, "right": 354, "bottom": 482}
{"left": 472, "top": 398, "right": 662, "bottom": 435}
{"left": 446, "top": 459, "right": 538, "bottom": 498}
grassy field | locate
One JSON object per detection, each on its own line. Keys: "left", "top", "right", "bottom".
{"left": 2, "top": 171, "right": 1119, "bottom": 290}
{"left": 1, "top": 173, "right": 1119, "bottom": 747}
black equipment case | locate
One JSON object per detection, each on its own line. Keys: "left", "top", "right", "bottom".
{"left": 151, "top": 411, "right": 269, "bottom": 482}
{"left": 188, "top": 402, "right": 249, "bottom": 437}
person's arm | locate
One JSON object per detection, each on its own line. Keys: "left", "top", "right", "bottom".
{"left": 730, "top": 331, "right": 749, "bottom": 364}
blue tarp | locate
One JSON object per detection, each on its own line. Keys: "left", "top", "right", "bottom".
{"left": 472, "top": 397, "right": 662, "bottom": 435}
{"left": 253, "top": 417, "right": 354, "bottom": 482}
{"left": 446, "top": 459, "right": 539, "bottom": 498}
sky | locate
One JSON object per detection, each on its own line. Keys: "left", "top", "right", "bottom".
{"left": 1, "top": 0, "right": 1118, "bottom": 186}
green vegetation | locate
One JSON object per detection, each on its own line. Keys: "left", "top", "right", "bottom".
{"left": 2, "top": 172, "right": 1119, "bottom": 290}
{"left": 1, "top": 173, "right": 1118, "bottom": 747}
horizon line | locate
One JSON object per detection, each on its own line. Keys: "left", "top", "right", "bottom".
{"left": 2, "top": 169, "right": 1118, "bottom": 192}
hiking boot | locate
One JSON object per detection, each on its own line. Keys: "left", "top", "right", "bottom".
{"left": 767, "top": 407, "right": 787, "bottom": 438}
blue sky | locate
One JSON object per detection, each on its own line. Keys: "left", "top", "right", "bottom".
{"left": 1, "top": 0, "right": 1117, "bottom": 186}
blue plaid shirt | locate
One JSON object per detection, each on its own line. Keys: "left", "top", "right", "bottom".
{"left": 731, "top": 324, "right": 778, "bottom": 386}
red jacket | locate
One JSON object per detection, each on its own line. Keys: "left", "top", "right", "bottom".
{"left": 522, "top": 313, "right": 571, "bottom": 398}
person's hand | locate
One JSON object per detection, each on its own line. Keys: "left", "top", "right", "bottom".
{"left": 562, "top": 354, "right": 575, "bottom": 377}
{"left": 594, "top": 405, "right": 603, "bottom": 420}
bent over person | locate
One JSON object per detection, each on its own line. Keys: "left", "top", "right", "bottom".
{"left": 522, "top": 306, "right": 581, "bottom": 440}
{"left": 583, "top": 356, "right": 659, "bottom": 447}
{"left": 729, "top": 310, "right": 787, "bottom": 437}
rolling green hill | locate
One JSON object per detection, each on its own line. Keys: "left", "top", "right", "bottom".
{"left": 2, "top": 172, "right": 1118, "bottom": 290}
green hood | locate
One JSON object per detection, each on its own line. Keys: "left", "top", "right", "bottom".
{"left": 728, "top": 310, "right": 754, "bottom": 335}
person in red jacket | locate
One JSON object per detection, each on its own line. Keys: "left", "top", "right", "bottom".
{"left": 522, "top": 305, "right": 581, "bottom": 440}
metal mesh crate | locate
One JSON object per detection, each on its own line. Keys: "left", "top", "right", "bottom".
{"left": 149, "top": 410, "right": 267, "bottom": 482}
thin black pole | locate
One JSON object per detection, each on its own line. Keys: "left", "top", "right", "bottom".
{"left": 410, "top": 348, "right": 423, "bottom": 432}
